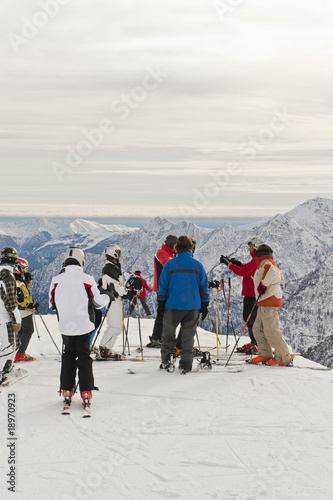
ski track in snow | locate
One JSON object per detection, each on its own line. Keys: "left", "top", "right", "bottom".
{"left": 0, "top": 317, "right": 333, "bottom": 500}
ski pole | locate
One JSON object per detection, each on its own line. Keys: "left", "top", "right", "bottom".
{"left": 136, "top": 299, "right": 143, "bottom": 361}
{"left": 90, "top": 299, "right": 113, "bottom": 352}
{"left": 73, "top": 300, "right": 113, "bottom": 394}
{"left": 207, "top": 311, "right": 221, "bottom": 345}
{"left": 123, "top": 299, "right": 132, "bottom": 355}
{"left": 33, "top": 313, "right": 40, "bottom": 340}
{"left": 228, "top": 277, "right": 237, "bottom": 342}
{"left": 36, "top": 310, "right": 61, "bottom": 355}
{"left": 215, "top": 288, "right": 220, "bottom": 360}
{"left": 225, "top": 298, "right": 259, "bottom": 367}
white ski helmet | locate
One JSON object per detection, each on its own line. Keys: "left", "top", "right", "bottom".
{"left": 105, "top": 244, "right": 121, "bottom": 260}
{"left": 248, "top": 236, "right": 265, "bottom": 249}
{"left": 63, "top": 247, "right": 86, "bottom": 267}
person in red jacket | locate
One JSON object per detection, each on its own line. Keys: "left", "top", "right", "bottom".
{"left": 128, "top": 271, "right": 152, "bottom": 318}
{"left": 147, "top": 235, "right": 177, "bottom": 347}
{"left": 220, "top": 236, "right": 264, "bottom": 354}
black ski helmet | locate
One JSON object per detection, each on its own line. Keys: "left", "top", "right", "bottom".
{"left": 165, "top": 235, "right": 177, "bottom": 249}
{"left": 0, "top": 247, "right": 19, "bottom": 265}
{"left": 256, "top": 244, "right": 273, "bottom": 258}
{"left": 126, "top": 275, "right": 143, "bottom": 294}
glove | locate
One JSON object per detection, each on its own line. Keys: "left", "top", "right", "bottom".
{"left": 200, "top": 302, "right": 209, "bottom": 321}
{"left": 26, "top": 301, "right": 39, "bottom": 310}
{"left": 229, "top": 258, "right": 242, "bottom": 267}
{"left": 257, "top": 282, "right": 267, "bottom": 296}
{"left": 219, "top": 255, "right": 230, "bottom": 266}
{"left": 25, "top": 272, "right": 33, "bottom": 282}
{"left": 157, "top": 300, "right": 166, "bottom": 316}
{"left": 100, "top": 283, "right": 117, "bottom": 301}
{"left": 12, "top": 323, "right": 21, "bottom": 333}
{"left": 208, "top": 280, "right": 220, "bottom": 289}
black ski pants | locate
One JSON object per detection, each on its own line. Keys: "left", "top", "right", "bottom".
{"left": 243, "top": 296, "right": 258, "bottom": 344}
{"left": 60, "top": 333, "right": 94, "bottom": 392}
{"left": 17, "top": 314, "right": 34, "bottom": 354}
{"left": 129, "top": 297, "right": 152, "bottom": 317}
{"left": 151, "top": 307, "right": 164, "bottom": 340}
{"left": 161, "top": 309, "right": 200, "bottom": 372}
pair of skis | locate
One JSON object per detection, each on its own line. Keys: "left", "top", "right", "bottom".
{"left": 62, "top": 398, "right": 91, "bottom": 418}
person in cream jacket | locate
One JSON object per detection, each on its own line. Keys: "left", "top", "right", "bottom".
{"left": 251, "top": 244, "right": 292, "bottom": 366}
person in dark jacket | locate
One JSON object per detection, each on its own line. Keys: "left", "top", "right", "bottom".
{"left": 14, "top": 258, "right": 39, "bottom": 362}
{"left": 220, "top": 236, "right": 264, "bottom": 354}
{"left": 128, "top": 271, "right": 152, "bottom": 318}
{"left": 146, "top": 235, "right": 177, "bottom": 347}
{"left": 158, "top": 235, "right": 209, "bottom": 373}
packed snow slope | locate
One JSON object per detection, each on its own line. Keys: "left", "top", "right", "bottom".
{"left": 1, "top": 315, "right": 333, "bottom": 500}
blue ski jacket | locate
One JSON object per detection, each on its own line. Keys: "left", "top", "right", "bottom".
{"left": 157, "top": 251, "right": 209, "bottom": 310}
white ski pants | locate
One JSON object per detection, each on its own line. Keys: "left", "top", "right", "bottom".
{"left": 99, "top": 298, "right": 123, "bottom": 351}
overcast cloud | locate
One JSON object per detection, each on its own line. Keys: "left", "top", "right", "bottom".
{"left": 1, "top": 0, "right": 333, "bottom": 219}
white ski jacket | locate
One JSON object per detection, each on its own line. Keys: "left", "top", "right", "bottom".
{"left": 49, "top": 265, "right": 110, "bottom": 336}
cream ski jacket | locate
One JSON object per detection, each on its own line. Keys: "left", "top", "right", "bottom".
{"left": 253, "top": 256, "right": 283, "bottom": 307}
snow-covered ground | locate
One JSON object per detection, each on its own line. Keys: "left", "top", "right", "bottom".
{"left": 1, "top": 315, "right": 333, "bottom": 500}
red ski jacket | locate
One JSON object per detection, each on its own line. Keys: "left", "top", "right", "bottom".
{"left": 228, "top": 251, "right": 257, "bottom": 297}
{"left": 153, "top": 244, "right": 175, "bottom": 292}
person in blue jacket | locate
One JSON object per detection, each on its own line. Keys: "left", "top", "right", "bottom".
{"left": 157, "top": 235, "right": 209, "bottom": 373}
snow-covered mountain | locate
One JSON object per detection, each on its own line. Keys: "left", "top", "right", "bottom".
{"left": 302, "top": 334, "right": 333, "bottom": 369}
{"left": 8, "top": 197, "right": 333, "bottom": 357}
{"left": 0, "top": 217, "right": 138, "bottom": 269}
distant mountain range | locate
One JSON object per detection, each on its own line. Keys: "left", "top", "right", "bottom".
{"left": 3, "top": 197, "right": 333, "bottom": 360}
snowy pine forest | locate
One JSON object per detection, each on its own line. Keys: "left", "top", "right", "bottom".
{"left": 2, "top": 196, "right": 333, "bottom": 365}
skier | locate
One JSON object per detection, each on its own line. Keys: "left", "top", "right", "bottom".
{"left": 220, "top": 236, "right": 264, "bottom": 354}
{"left": 146, "top": 234, "right": 177, "bottom": 348}
{"left": 49, "top": 247, "right": 112, "bottom": 414}
{"left": 98, "top": 244, "right": 135, "bottom": 359}
{"left": 158, "top": 235, "right": 209, "bottom": 373}
{"left": 128, "top": 271, "right": 152, "bottom": 318}
{"left": 0, "top": 247, "right": 22, "bottom": 383}
{"left": 175, "top": 238, "right": 197, "bottom": 355}
{"left": 14, "top": 258, "right": 39, "bottom": 362}
{"left": 249, "top": 243, "right": 292, "bottom": 366}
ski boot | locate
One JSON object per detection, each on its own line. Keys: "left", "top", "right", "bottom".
{"left": 246, "top": 356, "right": 272, "bottom": 364}
{"left": 199, "top": 351, "right": 212, "bottom": 370}
{"left": 146, "top": 337, "right": 162, "bottom": 348}
{"left": 62, "top": 390, "right": 73, "bottom": 415}
{"left": 159, "top": 354, "right": 175, "bottom": 372}
{"left": 81, "top": 391, "right": 92, "bottom": 418}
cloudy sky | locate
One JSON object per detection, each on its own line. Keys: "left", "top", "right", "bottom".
{"left": 1, "top": 0, "right": 333, "bottom": 221}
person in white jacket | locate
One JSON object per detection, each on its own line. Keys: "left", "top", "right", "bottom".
{"left": 249, "top": 243, "right": 292, "bottom": 366}
{"left": 98, "top": 244, "right": 135, "bottom": 360}
{"left": 49, "top": 247, "right": 112, "bottom": 412}
{"left": 0, "top": 247, "right": 22, "bottom": 383}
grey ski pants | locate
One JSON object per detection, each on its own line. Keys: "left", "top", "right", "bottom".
{"left": 161, "top": 309, "right": 200, "bottom": 371}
